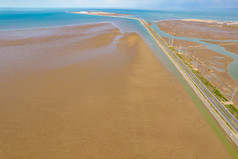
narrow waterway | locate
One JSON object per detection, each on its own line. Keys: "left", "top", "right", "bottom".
{"left": 149, "top": 22, "right": 238, "bottom": 82}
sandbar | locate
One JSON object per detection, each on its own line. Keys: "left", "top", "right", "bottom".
{"left": 71, "top": 11, "right": 130, "bottom": 17}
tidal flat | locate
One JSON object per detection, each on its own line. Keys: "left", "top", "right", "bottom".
{"left": 157, "top": 19, "right": 238, "bottom": 106}
{"left": 0, "top": 23, "right": 235, "bottom": 158}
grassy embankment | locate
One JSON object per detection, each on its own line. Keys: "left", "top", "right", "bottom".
{"left": 169, "top": 46, "right": 238, "bottom": 120}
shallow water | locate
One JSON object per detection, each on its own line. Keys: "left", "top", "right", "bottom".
{"left": 1, "top": 8, "right": 238, "bottom": 31}
{"left": 1, "top": 9, "right": 237, "bottom": 81}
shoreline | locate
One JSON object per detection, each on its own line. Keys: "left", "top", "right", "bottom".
{"left": 69, "top": 11, "right": 137, "bottom": 20}
{"left": 181, "top": 19, "right": 238, "bottom": 25}
{"left": 1, "top": 13, "right": 238, "bottom": 158}
{"left": 66, "top": 12, "right": 238, "bottom": 148}
{"left": 139, "top": 18, "right": 238, "bottom": 148}
{"left": 141, "top": 19, "right": 238, "bottom": 147}
{"left": 70, "top": 11, "right": 130, "bottom": 17}
{"left": 2, "top": 22, "right": 235, "bottom": 158}
{"left": 156, "top": 18, "right": 238, "bottom": 25}
{"left": 0, "top": 21, "right": 117, "bottom": 32}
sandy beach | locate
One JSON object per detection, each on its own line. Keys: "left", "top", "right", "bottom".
{"left": 0, "top": 23, "right": 234, "bottom": 158}
{"left": 157, "top": 20, "right": 238, "bottom": 106}
{"left": 71, "top": 11, "right": 129, "bottom": 17}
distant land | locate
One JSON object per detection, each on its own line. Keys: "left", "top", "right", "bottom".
{"left": 71, "top": 11, "right": 130, "bottom": 17}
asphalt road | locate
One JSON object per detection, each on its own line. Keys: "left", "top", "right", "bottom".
{"left": 139, "top": 19, "right": 238, "bottom": 133}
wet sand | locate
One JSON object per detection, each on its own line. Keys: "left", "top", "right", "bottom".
{"left": 0, "top": 23, "right": 235, "bottom": 158}
{"left": 157, "top": 20, "right": 238, "bottom": 106}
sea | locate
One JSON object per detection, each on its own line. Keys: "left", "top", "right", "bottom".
{"left": 0, "top": 8, "right": 238, "bottom": 81}
{"left": 1, "top": 8, "right": 238, "bottom": 30}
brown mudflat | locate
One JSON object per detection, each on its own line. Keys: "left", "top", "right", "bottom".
{"left": 157, "top": 20, "right": 238, "bottom": 106}
{"left": 0, "top": 23, "right": 233, "bottom": 158}
{"left": 158, "top": 19, "right": 238, "bottom": 55}
{"left": 158, "top": 19, "right": 238, "bottom": 40}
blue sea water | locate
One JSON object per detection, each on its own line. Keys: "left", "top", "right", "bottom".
{"left": 0, "top": 8, "right": 238, "bottom": 81}
{"left": 1, "top": 8, "right": 238, "bottom": 30}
